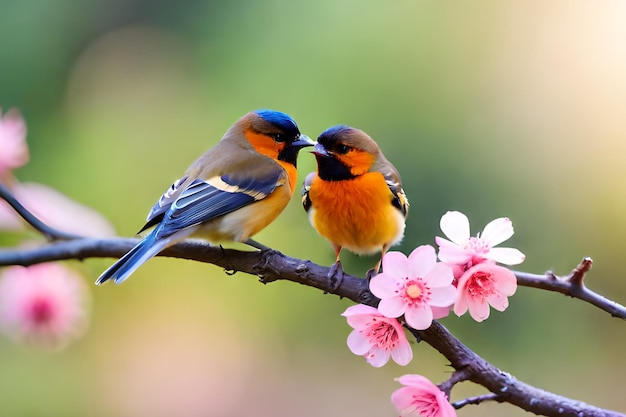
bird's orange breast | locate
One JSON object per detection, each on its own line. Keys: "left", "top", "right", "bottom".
{"left": 278, "top": 161, "right": 298, "bottom": 195}
{"left": 308, "top": 172, "right": 405, "bottom": 255}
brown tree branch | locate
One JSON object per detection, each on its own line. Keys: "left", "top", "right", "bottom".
{"left": 1, "top": 188, "right": 625, "bottom": 416}
{"left": 514, "top": 257, "right": 626, "bottom": 320}
{"left": 0, "top": 238, "right": 624, "bottom": 417}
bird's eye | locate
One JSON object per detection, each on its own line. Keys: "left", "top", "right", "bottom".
{"left": 274, "top": 134, "right": 286, "bottom": 142}
{"left": 337, "top": 144, "right": 350, "bottom": 154}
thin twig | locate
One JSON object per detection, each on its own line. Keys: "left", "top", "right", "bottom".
{"left": 452, "top": 393, "right": 500, "bottom": 409}
{"left": 0, "top": 183, "right": 81, "bottom": 241}
{"left": 438, "top": 369, "right": 471, "bottom": 397}
{"left": 569, "top": 256, "right": 593, "bottom": 286}
{"left": 514, "top": 259, "right": 626, "bottom": 320}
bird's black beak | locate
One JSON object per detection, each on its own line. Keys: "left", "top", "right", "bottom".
{"left": 311, "top": 142, "right": 329, "bottom": 157}
{"left": 292, "top": 134, "right": 315, "bottom": 149}
{"left": 278, "top": 134, "right": 315, "bottom": 166}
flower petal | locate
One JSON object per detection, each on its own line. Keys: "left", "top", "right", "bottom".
{"left": 481, "top": 217, "right": 514, "bottom": 246}
{"left": 428, "top": 284, "right": 458, "bottom": 307}
{"left": 0, "top": 200, "right": 24, "bottom": 231}
{"left": 391, "top": 386, "right": 418, "bottom": 410}
{"left": 440, "top": 211, "right": 470, "bottom": 244}
{"left": 393, "top": 375, "right": 457, "bottom": 417}
{"left": 487, "top": 292, "right": 509, "bottom": 312}
{"left": 15, "top": 183, "right": 117, "bottom": 238}
{"left": 431, "top": 305, "right": 451, "bottom": 320}
{"left": 366, "top": 347, "right": 390, "bottom": 368}
{"left": 487, "top": 247, "right": 525, "bottom": 265}
{"left": 437, "top": 395, "right": 458, "bottom": 417}
{"left": 468, "top": 299, "right": 491, "bottom": 322}
{"left": 453, "top": 293, "right": 469, "bottom": 317}
{"left": 381, "top": 251, "right": 410, "bottom": 278}
{"left": 344, "top": 313, "right": 373, "bottom": 329}
{"left": 0, "top": 263, "right": 90, "bottom": 349}
{"left": 341, "top": 304, "right": 379, "bottom": 318}
{"left": 435, "top": 237, "right": 473, "bottom": 264}
{"left": 407, "top": 245, "right": 437, "bottom": 278}
{"left": 404, "top": 304, "right": 433, "bottom": 330}
{"left": 0, "top": 108, "right": 29, "bottom": 175}
{"left": 369, "top": 273, "right": 400, "bottom": 299}
{"left": 423, "top": 262, "right": 454, "bottom": 287}
{"left": 346, "top": 330, "right": 371, "bottom": 355}
{"left": 396, "top": 374, "right": 432, "bottom": 388}
{"left": 377, "top": 296, "right": 406, "bottom": 318}
{"left": 390, "top": 337, "right": 413, "bottom": 366}
{"left": 490, "top": 265, "right": 517, "bottom": 296}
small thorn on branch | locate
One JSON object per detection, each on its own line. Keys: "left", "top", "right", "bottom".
{"left": 569, "top": 256, "right": 593, "bottom": 286}
{"left": 546, "top": 270, "right": 558, "bottom": 280}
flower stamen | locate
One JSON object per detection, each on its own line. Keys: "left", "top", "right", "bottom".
{"left": 406, "top": 282, "right": 423, "bottom": 299}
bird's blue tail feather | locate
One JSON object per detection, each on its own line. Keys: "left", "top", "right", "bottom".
{"left": 96, "top": 232, "right": 167, "bottom": 285}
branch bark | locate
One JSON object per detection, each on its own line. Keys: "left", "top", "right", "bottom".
{"left": 515, "top": 258, "right": 626, "bottom": 319}
{"left": 0, "top": 237, "right": 624, "bottom": 417}
{"left": 1, "top": 183, "right": 625, "bottom": 417}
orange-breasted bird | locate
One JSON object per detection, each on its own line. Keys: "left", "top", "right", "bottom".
{"left": 97, "top": 109, "right": 314, "bottom": 285}
{"left": 301, "top": 125, "right": 409, "bottom": 285}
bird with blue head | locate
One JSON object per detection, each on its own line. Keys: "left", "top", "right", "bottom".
{"left": 97, "top": 109, "right": 314, "bottom": 285}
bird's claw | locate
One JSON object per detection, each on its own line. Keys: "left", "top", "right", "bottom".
{"left": 365, "top": 267, "right": 378, "bottom": 284}
{"left": 327, "top": 261, "right": 345, "bottom": 291}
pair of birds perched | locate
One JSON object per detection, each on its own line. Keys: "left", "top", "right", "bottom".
{"left": 96, "top": 109, "right": 409, "bottom": 286}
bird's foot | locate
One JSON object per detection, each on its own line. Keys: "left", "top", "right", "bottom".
{"left": 365, "top": 267, "right": 379, "bottom": 284}
{"left": 327, "top": 261, "right": 345, "bottom": 291}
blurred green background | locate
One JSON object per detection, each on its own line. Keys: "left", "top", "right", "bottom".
{"left": 1, "top": 0, "right": 626, "bottom": 416}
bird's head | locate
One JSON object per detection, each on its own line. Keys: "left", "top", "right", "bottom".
{"left": 240, "top": 109, "right": 314, "bottom": 166}
{"left": 313, "top": 125, "right": 382, "bottom": 180}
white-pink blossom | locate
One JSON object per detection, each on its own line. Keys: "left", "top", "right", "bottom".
{"left": 369, "top": 246, "right": 457, "bottom": 330}
{"left": 0, "top": 199, "right": 24, "bottom": 231}
{"left": 342, "top": 304, "right": 413, "bottom": 368}
{"left": 0, "top": 263, "right": 90, "bottom": 349}
{"left": 436, "top": 211, "right": 525, "bottom": 268}
{"left": 454, "top": 262, "right": 517, "bottom": 322}
{"left": 14, "top": 182, "right": 117, "bottom": 237}
{"left": 0, "top": 108, "right": 29, "bottom": 178}
{"left": 391, "top": 374, "right": 457, "bottom": 417}
{"left": 0, "top": 183, "right": 117, "bottom": 236}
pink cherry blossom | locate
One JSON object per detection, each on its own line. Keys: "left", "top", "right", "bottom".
{"left": 436, "top": 211, "right": 525, "bottom": 269}
{"left": 0, "top": 199, "right": 24, "bottom": 231}
{"left": 454, "top": 262, "right": 517, "bottom": 322}
{"left": 369, "top": 246, "right": 457, "bottom": 330}
{"left": 14, "top": 182, "right": 117, "bottom": 237}
{"left": 0, "top": 182, "right": 116, "bottom": 236}
{"left": 0, "top": 108, "right": 29, "bottom": 178}
{"left": 342, "top": 304, "right": 413, "bottom": 367}
{"left": 0, "top": 263, "right": 90, "bottom": 349}
{"left": 391, "top": 374, "right": 457, "bottom": 417}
